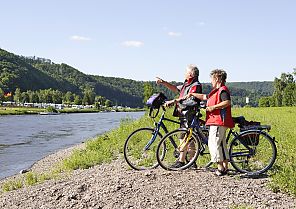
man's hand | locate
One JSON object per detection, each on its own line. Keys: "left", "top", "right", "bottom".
{"left": 156, "top": 77, "right": 164, "bottom": 85}
{"left": 182, "top": 93, "right": 192, "bottom": 100}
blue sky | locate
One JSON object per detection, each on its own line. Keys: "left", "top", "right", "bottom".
{"left": 1, "top": 0, "right": 295, "bottom": 82}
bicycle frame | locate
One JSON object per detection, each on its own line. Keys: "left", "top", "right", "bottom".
{"left": 229, "top": 129, "right": 274, "bottom": 158}
{"left": 144, "top": 107, "right": 179, "bottom": 151}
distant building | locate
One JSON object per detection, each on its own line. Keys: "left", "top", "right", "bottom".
{"left": 246, "top": 97, "right": 249, "bottom": 104}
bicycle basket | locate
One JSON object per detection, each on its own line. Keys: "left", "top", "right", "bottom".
{"left": 146, "top": 92, "right": 167, "bottom": 109}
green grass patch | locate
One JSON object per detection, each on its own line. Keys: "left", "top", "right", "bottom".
{"left": 2, "top": 179, "right": 23, "bottom": 192}
{"left": 232, "top": 107, "right": 296, "bottom": 196}
{"left": 61, "top": 113, "right": 159, "bottom": 170}
{"left": 0, "top": 107, "right": 40, "bottom": 115}
{"left": 0, "top": 170, "right": 60, "bottom": 193}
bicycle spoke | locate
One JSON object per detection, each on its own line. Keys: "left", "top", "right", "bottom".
{"left": 156, "top": 129, "right": 200, "bottom": 171}
{"left": 124, "top": 128, "right": 163, "bottom": 170}
{"left": 229, "top": 131, "right": 277, "bottom": 174}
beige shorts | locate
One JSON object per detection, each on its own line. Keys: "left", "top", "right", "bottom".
{"left": 208, "top": 126, "right": 229, "bottom": 162}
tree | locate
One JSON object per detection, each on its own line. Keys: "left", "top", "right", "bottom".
{"left": 74, "top": 95, "right": 82, "bottom": 105}
{"left": 14, "top": 88, "right": 22, "bottom": 103}
{"left": 30, "top": 91, "right": 39, "bottom": 103}
{"left": 95, "top": 95, "right": 105, "bottom": 105}
{"left": 258, "top": 97, "right": 270, "bottom": 107}
{"left": 63, "top": 91, "right": 74, "bottom": 104}
{"left": 105, "top": 99, "right": 112, "bottom": 107}
{"left": 143, "top": 82, "right": 154, "bottom": 105}
{"left": 272, "top": 71, "right": 295, "bottom": 106}
{"left": 282, "top": 83, "right": 296, "bottom": 106}
{"left": 82, "top": 86, "right": 95, "bottom": 105}
{"left": 21, "top": 92, "right": 30, "bottom": 103}
{"left": 0, "top": 88, "right": 4, "bottom": 102}
{"left": 52, "top": 90, "right": 63, "bottom": 104}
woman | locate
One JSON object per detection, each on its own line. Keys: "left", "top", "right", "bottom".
{"left": 185, "top": 69, "right": 234, "bottom": 176}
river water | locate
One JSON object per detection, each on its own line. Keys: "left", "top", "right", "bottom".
{"left": 0, "top": 111, "right": 144, "bottom": 179}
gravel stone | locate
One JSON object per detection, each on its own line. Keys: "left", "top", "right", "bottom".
{"left": 0, "top": 144, "right": 295, "bottom": 209}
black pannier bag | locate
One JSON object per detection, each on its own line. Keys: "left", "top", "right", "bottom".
{"left": 240, "top": 120, "right": 261, "bottom": 146}
{"left": 146, "top": 92, "right": 167, "bottom": 109}
{"left": 173, "top": 97, "right": 199, "bottom": 118}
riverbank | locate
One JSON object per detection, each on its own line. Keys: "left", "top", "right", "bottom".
{"left": 0, "top": 142, "right": 295, "bottom": 209}
{"left": 0, "top": 107, "right": 144, "bottom": 115}
{"left": 0, "top": 107, "right": 295, "bottom": 208}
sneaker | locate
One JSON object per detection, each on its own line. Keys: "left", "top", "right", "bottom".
{"left": 170, "top": 160, "right": 185, "bottom": 168}
{"left": 190, "top": 161, "right": 197, "bottom": 169}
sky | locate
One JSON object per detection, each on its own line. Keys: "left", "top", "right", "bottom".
{"left": 0, "top": 0, "right": 295, "bottom": 82}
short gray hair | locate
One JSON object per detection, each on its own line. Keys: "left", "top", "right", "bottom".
{"left": 187, "top": 64, "right": 199, "bottom": 77}
{"left": 210, "top": 69, "right": 227, "bottom": 83}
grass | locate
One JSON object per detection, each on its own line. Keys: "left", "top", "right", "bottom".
{"left": 231, "top": 107, "right": 296, "bottom": 196}
{"left": 1, "top": 171, "right": 55, "bottom": 192}
{"left": 0, "top": 107, "right": 40, "bottom": 115}
{"left": 62, "top": 113, "right": 157, "bottom": 170}
{"left": 1, "top": 107, "right": 295, "bottom": 198}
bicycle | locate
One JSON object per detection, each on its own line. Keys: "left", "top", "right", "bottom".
{"left": 156, "top": 111, "right": 277, "bottom": 174}
{"left": 123, "top": 104, "right": 180, "bottom": 170}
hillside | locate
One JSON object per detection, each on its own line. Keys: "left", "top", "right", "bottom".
{"left": 0, "top": 49, "right": 144, "bottom": 107}
{"left": 0, "top": 48, "right": 273, "bottom": 107}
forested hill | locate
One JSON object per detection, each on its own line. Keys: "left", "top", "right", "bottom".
{"left": 0, "top": 48, "right": 273, "bottom": 107}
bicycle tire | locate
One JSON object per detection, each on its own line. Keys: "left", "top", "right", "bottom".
{"left": 156, "top": 128, "right": 200, "bottom": 171}
{"left": 124, "top": 127, "right": 163, "bottom": 170}
{"left": 196, "top": 128, "right": 212, "bottom": 168}
{"left": 229, "top": 130, "right": 277, "bottom": 174}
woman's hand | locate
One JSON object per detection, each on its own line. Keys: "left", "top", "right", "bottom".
{"left": 164, "top": 99, "right": 176, "bottom": 107}
{"left": 206, "top": 106, "right": 216, "bottom": 112}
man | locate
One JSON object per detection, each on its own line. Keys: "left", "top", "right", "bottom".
{"left": 156, "top": 64, "right": 202, "bottom": 168}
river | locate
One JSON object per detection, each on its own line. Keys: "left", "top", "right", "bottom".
{"left": 0, "top": 111, "right": 144, "bottom": 179}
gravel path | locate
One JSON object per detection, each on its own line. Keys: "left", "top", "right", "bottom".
{"left": 0, "top": 145, "right": 295, "bottom": 209}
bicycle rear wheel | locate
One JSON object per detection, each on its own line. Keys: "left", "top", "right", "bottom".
{"left": 124, "top": 127, "right": 163, "bottom": 170}
{"left": 156, "top": 129, "right": 200, "bottom": 171}
{"left": 229, "top": 130, "right": 277, "bottom": 174}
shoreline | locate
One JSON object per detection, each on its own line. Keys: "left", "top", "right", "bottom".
{"left": 0, "top": 144, "right": 295, "bottom": 208}
{"left": 0, "top": 142, "right": 86, "bottom": 183}
{"left": 0, "top": 107, "right": 145, "bottom": 116}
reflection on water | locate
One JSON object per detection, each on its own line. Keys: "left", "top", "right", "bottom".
{"left": 0, "top": 112, "right": 144, "bottom": 179}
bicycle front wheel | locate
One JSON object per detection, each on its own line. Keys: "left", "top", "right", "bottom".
{"left": 124, "top": 127, "right": 163, "bottom": 170}
{"left": 229, "top": 130, "right": 277, "bottom": 174}
{"left": 156, "top": 128, "right": 200, "bottom": 171}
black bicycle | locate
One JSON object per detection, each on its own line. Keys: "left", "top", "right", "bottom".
{"left": 156, "top": 112, "right": 277, "bottom": 174}
{"left": 123, "top": 105, "right": 180, "bottom": 170}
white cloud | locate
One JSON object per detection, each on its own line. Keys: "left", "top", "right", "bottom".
{"left": 70, "top": 35, "right": 91, "bottom": 41}
{"left": 197, "top": 22, "right": 206, "bottom": 26}
{"left": 168, "top": 32, "right": 182, "bottom": 37}
{"left": 121, "top": 41, "right": 144, "bottom": 47}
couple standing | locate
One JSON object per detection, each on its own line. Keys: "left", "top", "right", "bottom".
{"left": 156, "top": 64, "right": 234, "bottom": 176}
